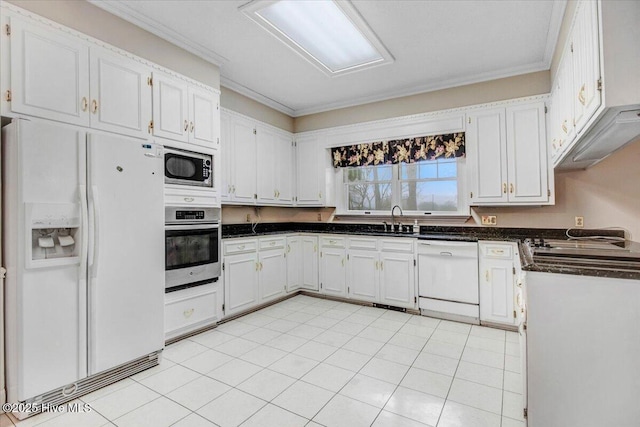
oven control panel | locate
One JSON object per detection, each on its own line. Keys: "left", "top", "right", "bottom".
{"left": 176, "top": 211, "right": 205, "bottom": 220}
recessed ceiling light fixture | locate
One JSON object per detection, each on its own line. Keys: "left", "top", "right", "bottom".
{"left": 240, "top": 0, "right": 394, "bottom": 76}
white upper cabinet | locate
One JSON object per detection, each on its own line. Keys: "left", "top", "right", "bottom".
{"left": 9, "top": 16, "right": 90, "bottom": 126}
{"left": 571, "top": 0, "right": 601, "bottom": 135}
{"left": 468, "top": 101, "right": 551, "bottom": 205}
{"left": 295, "top": 133, "right": 325, "bottom": 206}
{"left": 467, "top": 108, "right": 508, "bottom": 204}
{"left": 89, "top": 47, "right": 152, "bottom": 138}
{"left": 257, "top": 125, "right": 294, "bottom": 205}
{"left": 151, "top": 71, "right": 189, "bottom": 143}
{"left": 230, "top": 116, "right": 258, "bottom": 203}
{"left": 151, "top": 71, "right": 219, "bottom": 147}
{"left": 220, "top": 112, "right": 233, "bottom": 202}
{"left": 506, "top": 103, "right": 549, "bottom": 203}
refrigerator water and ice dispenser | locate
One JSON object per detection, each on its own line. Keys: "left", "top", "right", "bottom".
{"left": 26, "top": 203, "right": 80, "bottom": 266}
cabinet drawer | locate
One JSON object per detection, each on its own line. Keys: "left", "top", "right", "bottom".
{"left": 165, "top": 283, "right": 220, "bottom": 339}
{"left": 348, "top": 237, "right": 378, "bottom": 250}
{"left": 224, "top": 239, "right": 258, "bottom": 255}
{"left": 165, "top": 192, "right": 219, "bottom": 207}
{"left": 321, "top": 236, "right": 346, "bottom": 248}
{"left": 259, "top": 237, "right": 286, "bottom": 250}
{"left": 380, "top": 238, "right": 414, "bottom": 253}
{"left": 480, "top": 242, "right": 513, "bottom": 259}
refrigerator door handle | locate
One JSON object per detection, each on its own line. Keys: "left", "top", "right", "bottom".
{"left": 79, "top": 185, "right": 89, "bottom": 275}
{"left": 90, "top": 185, "right": 100, "bottom": 279}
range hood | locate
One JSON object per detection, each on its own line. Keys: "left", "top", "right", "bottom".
{"left": 557, "top": 107, "right": 640, "bottom": 170}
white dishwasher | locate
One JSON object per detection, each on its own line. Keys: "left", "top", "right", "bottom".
{"left": 417, "top": 240, "right": 480, "bottom": 323}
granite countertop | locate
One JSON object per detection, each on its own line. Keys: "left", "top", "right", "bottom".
{"left": 518, "top": 239, "right": 640, "bottom": 281}
{"left": 222, "top": 222, "right": 637, "bottom": 279}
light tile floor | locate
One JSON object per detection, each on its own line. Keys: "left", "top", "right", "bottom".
{"left": 3, "top": 295, "right": 525, "bottom": 427}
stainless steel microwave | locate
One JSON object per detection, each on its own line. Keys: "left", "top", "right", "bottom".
{"left": 164, "top": 147, "right": 213, "bottom": 188}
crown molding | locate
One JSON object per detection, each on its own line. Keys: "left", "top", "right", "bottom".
{"left": 221, "top": 76, "right": 296, "bottom": 117}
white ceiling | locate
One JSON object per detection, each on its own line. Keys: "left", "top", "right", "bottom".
{"left": 91, "top": 0, "right": 566, "bottom": 117}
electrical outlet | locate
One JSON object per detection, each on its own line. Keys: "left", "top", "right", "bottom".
{"left": 317, "top": 213, "right": 322, "bottom": 221}
{"left": 246, "top": 213, "right": 251, "bottom": 222}
{"left": 575, "top": 216, "right": 584, "bottom": 228}
{"left": 481, "top": 215, "right": 497, "bottom": 225}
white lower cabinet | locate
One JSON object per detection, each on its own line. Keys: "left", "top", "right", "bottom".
{"left": 347, "top": 248, "right": 379, "bottom": 303}
{"left": 478, "top": 241, "right": 518, "bottom": 326}
{"left": 379, "top": 251, "right": 416, "bottom": 309}
{"left": 288, "top": 234, "right": 319, "bottom": 292}
{"left": 259, "top": 237, "right": 287, "bottom": 302}
{"left": 300, "top": 235, "right": 319, "bottom": 291}
{"left": 320, "top": 237, "right": 347, "bottom": 297}
{"left": 223, "top": 239, "right": 260, "bottom": 317}
{"left": 164, "top": 282, "right": 223, "bottom": 340}
{"left": 286, "top": 235, "right": 301, "bottom": 292}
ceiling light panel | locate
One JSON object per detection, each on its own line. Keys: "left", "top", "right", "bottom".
{"left": 241, "top": 0, "right": 393, "bottom": 76}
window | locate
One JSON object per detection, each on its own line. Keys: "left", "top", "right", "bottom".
{"left": 341, "top": 158, "right": 466, "bottom": 215}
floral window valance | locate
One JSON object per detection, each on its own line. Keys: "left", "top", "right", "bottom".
{"left": 331, "top": 132, "right": 465, "bottom": 168}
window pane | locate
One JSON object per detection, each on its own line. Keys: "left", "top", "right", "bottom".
{"left": 344, "top": 165, "right": 392, "bottom": 183}
{"left": 348, "top": 183, "right": 392, "bottom": 210}
{"left": 401, "top": 180, "right": 458, "bottom": 211}
{"left": 438, "top": 160, "right": 457, "bottom": 178}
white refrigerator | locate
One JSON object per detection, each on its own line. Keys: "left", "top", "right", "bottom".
{"left": 2, "top": 118, "right": 164, "bottom": 408}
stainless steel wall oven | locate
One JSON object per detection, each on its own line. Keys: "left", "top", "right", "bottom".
{"left": 165, "top": 206, "right": 220, "bottom": 291}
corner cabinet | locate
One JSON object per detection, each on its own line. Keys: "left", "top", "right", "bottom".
{"left": 478, "top": 241, "right": 518, "bottom": 327}
{"left": 467, "top": 100, "right": 552, "bottom": 205}
{"left": 287, "top": 234, "right": 319, "bottom": 292}
{"left": 220, "top": 109, "right": 295, "bottom": 206}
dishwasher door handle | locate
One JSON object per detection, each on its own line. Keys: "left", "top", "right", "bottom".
{"left": 440, "top": 251, "right": 453, "bottom": 256}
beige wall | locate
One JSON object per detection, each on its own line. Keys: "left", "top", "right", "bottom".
{"left": 294, "top": 71, "right": 550, "bottom": 132}
{"left": 222, "top": 205, "right": 334, "bottom": 224}
{"left": 220, "top": 87, "right": 294, "bottom": 132}
{"left": 6, "top": 0, "right": 220, "bottom": 87}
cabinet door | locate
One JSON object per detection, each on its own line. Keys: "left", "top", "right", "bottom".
{"left": 275, "top": 133, "right": 294, "bottom": 204}
{"left": 506, "top": 102, "right": 549, "bottom": 203}
{"left": 230, "top": 116, "right": 257, "bottom": 203}
{"left": 296, "top": 134, "right": 324, "bottom": 205}
{"left": 572, "top": 0, "right": 601, "bottom": 133}
{"left": 379, "top": 252, "right": 415, "bottom": 309}
{"left": 346, "top": 250, "right": 378, "bottom": 302}
{"left": 320, "top": 247, "right": 346, "bottom": 297}
{"left": 256, "top": 126, "right": 277, "bottom": 204}
{"left": 260, "top": 249, "right": 287, "bottom": 302}
{"left": 286, "top": 236, "right": 301, "bottom": 292}
{"left": 220, "top": 112, "right": 232, "bottom": 202}
{"left": 467, "top": 109, "right": 508, "bottom": 204}
{"left": 10, "top": 17, "right": 90, "bottom": 126}
{"left": 188, "top": 86, "right": 217, "bottom": 147}
{"left": 479, "top": 258, "right": 515, "bottom": 325}
{"left": 556, "top": 54, "right": 576, "bottom": 153}
{"left": 301, "top": 235, "right": 319, "bottom": 291}
{"left": 152, "top": 71, "right": 189, "bottom": 142}
{"left": 224, "top": 253, "right": 259, "bottom": 316}
{"left": 89, "top": 47, "right": 152, "bottom": 138}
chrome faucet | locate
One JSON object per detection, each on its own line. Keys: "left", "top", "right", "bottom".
{"left": 391, "top": 205, "right": 403, "bottom": 232}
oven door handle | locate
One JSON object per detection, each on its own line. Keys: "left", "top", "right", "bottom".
{"left": 165, "top": 223, "right": 220, "bottom": 231}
